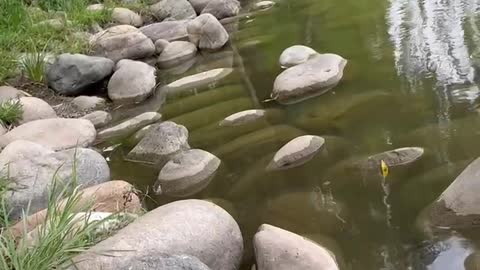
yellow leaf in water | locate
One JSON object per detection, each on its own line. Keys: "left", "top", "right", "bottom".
{"left": 380, "top": 160, "right": 389, "bottom": 178}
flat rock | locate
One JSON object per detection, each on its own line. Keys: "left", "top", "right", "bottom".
{"left": 187, "top": 14, "right": 229, "bottom": 50}
{"left": 356, "top": 147, "right": 425, "bottom": 169}
{"left": 127, "top": 121, "right": 190, "bottom": 164}
{"left": 0, "top": 118, "right": 96, "bottom": 150}
{"left": 112, "top": 7, "right": 143, "bottom": 27}
{"left": 70, "top": 200, "right": 243, "bottom": 270}
{"left": 220, "top": 109, "right": 266, "bottom": 126}
{"left": 201, "top": 0, "right": 240, "bottom": 20}
{"left": 155, "top": 39, "right": 170, "bottom": 54}
{"left": 154, "top": 149, "right": 221, "bottom": 197}
{"left": 189, "top": 0, "right": 212, "bottom": 13}
{"left": 279, "top": 45, "right": 319, "bottom": 68}
{"left": 157, "top": 41, "right": 198, "bottom": 68}
{"left": 82, "top": 110, "right": 112, "bottom": 128}
{"left": 46, "top": 53, "right": 114, "bottom": 95}
{"left": 165, "top": 68, "right": 233, "bottom": 96}
{"left": 108, "top": 59, "right": 156, "bottom": 104}
{"left": 267, "top": 135, "right": 325, "bottom": 171}
{"left": 255, "top": 1, "right": 275, "bottom": 10}
{"left": 71, "top": 96, "right": 106, "bottom": 111}
{"left": 0, "top": 86, "right": 24, "bottom": 103}
{"left": 97, "top": 112, "right": 161, "bottom": 141}
{"left": 1, "top": 141, "right": 110, "bottom": 220}
{"left": 149, "top": 0, "right": 196, "bottom": 21}
{"left": 118, "top": 253, "right": 211, "bottom": 270}
{"left": 272, "top": 54, "right": 347, "bottom": 104}
{"left": 254, "top": 224, "right": 339, "bottom": 270}
{"left": 140, "top": 20, "right": 190, "bottom": 42}
{"left": 90, "top": 25, "right": 155, "bottom": 62}
{"left": 18, "top": 97, "right": 57, "bottom": 124}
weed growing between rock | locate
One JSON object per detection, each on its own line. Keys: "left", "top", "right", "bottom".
{"left": 0, "top": 100, "right": 23, "bottom": 127}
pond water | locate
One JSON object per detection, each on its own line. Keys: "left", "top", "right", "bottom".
{"left": 106, "top": 0, "right": 480, "bottom": 269}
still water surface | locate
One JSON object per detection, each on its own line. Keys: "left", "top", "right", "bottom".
{"left": 107, "top": 0, "right": 480, "bottom": 269}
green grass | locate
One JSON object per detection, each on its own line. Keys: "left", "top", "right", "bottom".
{"left": 0, "top": 99, "right": 23, "bottom": 126}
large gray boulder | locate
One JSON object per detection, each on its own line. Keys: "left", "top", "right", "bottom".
{"left": 149, "top": 0, "right": 196, "bottom": 21}
{"left": 46, "top": 53, "right": 114, "bottom": 95}
{"left": 154, "top": 149, "right": 221, "bottom": 197}
{"left": 254, "top": 224, "right": 339, "bottom": 270}
{"left": 0, "top": 118, "right": 96, "bottom": 151}
{"left": 118, "top": 253, "right": 211, "bottom": 270}
{"left": 1, "top": 140, "right": 110, "bottom": 220}
{"left": 157, "top": 41, "right": 198, "bottom": 68}
{"left": 272, "top": 54, "right": 347, "bottom": 104}
{"left": 187, "top": 14, "right": 229, "bottom": 50}
{"left": 70, "top": 200, "right": 243, "bottom": 270}
{"left": 18, "top": 97, "right": 57, "bottom": 124}
{"left": 189, "top": 0, "right": 212, "bottom": 13}
{"left": 140, "top": 20, "right": 190, "bottom": 42}
{"left": 108, "top": 59, "right": 156, "bottom": 104}
{"left": 97, "top": 112, "right": 161, "bottom": 142}
{"left": 112, "top": 7, "right": 143, "bottom": 27}
{"left": 279, "top": 45, "right": 319, "bottom": 68}
{"left": 201, "top": 0, "right": 240, "bottom": 20}
{"left": 90, "top": 25, "right": 155, "bottom": 62}
{"left": 267, "top": 135, "right": 325, "bottom": 171}
{"left": 127, "top": 121, "right": 190, "bottom": 164}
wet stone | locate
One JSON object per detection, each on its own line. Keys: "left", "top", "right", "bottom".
{"left": 267, "top": 135, "right": 325, "bottom": 171}
{"left": 220, "top": 109, "right": 266, "bottom": 126}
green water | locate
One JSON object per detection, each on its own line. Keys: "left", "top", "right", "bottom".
{"left": 106, "top": 0, "right": 480, "bottom": 269}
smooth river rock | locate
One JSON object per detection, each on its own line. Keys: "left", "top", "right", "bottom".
{"left": 18, "top": 97, "right": 57, "bottom": 124}
{"left": 187, "top": 14, "right": 229, "bottom": 50}
{"left": 71, "top": 95, "right": 106, "bottom": 111}
{"left": 46, "top": 53, "right": 114, "bottom": 95}
{"left": 127, "top": 121, "right": 190, "bottom": 164}
{"left": 90, "top": 25, "right": 155, "bottom": 62}
{"left": 140, "top": 20, "right": 190, "bottom": 42}
{"left": 164, "top": 68, "right": 233, "bottom": 97}
{"left": 355, "top": 147, "right": 425, "bottom": 170}
{"left": 201, "top": 0, "right": 240, "bottom": 20}
{"left": 149, "top": 0, "right": 196, "bottom": 21}
{"left": 0, "top": 118, "right": 96, "bottom": 150}
{"left": 220, "top": 109, "right": 266, "bottom": 126}
{"left": 267, "top": 135, "right": 325, "bottom": 171}
{"left": 255, "top": 1, "right": 275, "bottom": 10}
{"left": 112, "top": 7, "right": 143, "bottom": 27}
{"left": 154, "top": 149, "right": 221, "bottom": 197}
{"left": 70, "top": 199, "right": 243, "bottom": 270}
{"left": 97, "top": 112, "right": 161, "bottom": 142}
{"left": 157, "top": 41, "right": 198, "bottom": 68}
{"left": 118, "top": 253, "right": 211, "bottom": 270}
{"left": 1, "top": 141, "right": 110, "bottom": 220}
{"left": 272, "top": 54, "right": 347, "bottom": 104}
{"left": 279, "top": 45, "right": 319, "bottom": 68}
{"left": 108, "top": 59, "right": 156, "bottom": 104}
{"left": 254, "top": 224, "right": 340, "bottom": 270}
{"left": 81, "top": 110, "right": 112, "bottom": 128}
{"left": 155, "top": 39, "right": 170, "bottom": 53}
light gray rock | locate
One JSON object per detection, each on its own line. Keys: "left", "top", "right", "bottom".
{"left": 254, "top": 224, "right": 339, "bottom": 270}
{"left": 155, "top": 39, "right": 170, "bottom": 54}
{"left": 70, "top": 200, "right": 243, "bottom": 270}
{"left": 201, "top": 0, "right": 240, "bottom": 20}
{"left": 267, "top": 135, "right": 325, "bottom": 171}
{"left": 18, "top": 97, "right": 57, "bottom": 124}
{"left": 108, "top": 59, "right": 156, "bottom": 104}
{"left": 154, "top": 149, "right": 220, "bottom": 197}
{"left": 118, "top": 253, "right": 211, "bottom": 270}
{"left": 187, "top": 14, "right": 229, "bottom": 50}
{"left": 356, "top": 147, "right": 424, "bottom": 169}
{"left": 126, "top": 124, "right": 154, "bottom": 146}
{"left": 157, "top": 41, "right": 197, "bottom": 68}
{"left": 149, "top": 0, "right": 196, "bottom": 21}
{"left": 255, "top": 1, "right": 275, "bottom": 10}
{"left": 112, "top": 8, "right": 143, "bottom": 27}
{"left": 0, "top": 86, "right": 23, "bottom": 103}
{"left": 0, "top": 124, "right": 6, "bottom": 136}
{"left": 71, "top": 96, "right": 106, "bottom": 111}
{"left": 272, "top": 54, "right": 347, "bottom": 104}
{"left": 279, "top": 45, "right": 319, "bottom": 68}
{"left": 97, "top": 112, "right": 161, "bottom": 141}
{"left": 127, "top": 121, "right": 189, "bottom": 164}
{"left": 0, "top": 118, "right": 96, "bottom": 151}
{"left": 46, "top": 53, "right": 114, "bottom": 95}
{"left": 140, "top": 21, "right": 190, "bottom": 42}
{"left": 164, "top": 68, "right": 233, "bottom": 96}
{"left": 86, "top": 4, "right": 104, "bottom": 11}
{"left": 82, "top": 111, "right": 112, "bottom": 129}
{"left": 189, "top": 0, "right": 212, "bottom": 13}
{"left": 1, "top": 141, "right": 110, "bottom": 220}
{"left": 220, "top": 109, "right": 266, "bottom": 126}
{"left": 90, "top": 25, "right": 155, "bottom": 62}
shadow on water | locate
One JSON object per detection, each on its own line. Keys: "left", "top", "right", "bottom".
{"left": 102, "top": 0, "right": 480, "bottom": 269}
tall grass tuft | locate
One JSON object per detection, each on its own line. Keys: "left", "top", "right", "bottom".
{"left": 0, "top": 99, "right": 23, "bottom": 126}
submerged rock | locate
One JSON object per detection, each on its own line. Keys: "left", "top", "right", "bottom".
{"left": 220, "top": 109, "right": 266, "bottom": 126}
{"left": 255, "top": 1, "right": 275, "bottom": 10}
{"left": 97, "top": 112, "right": 161, "bottom": 142}
{"left": 355, "top": 147, "right": 425, "bottom": 170}
{"left": 187, "top": 14, "right": 229, "bottom": 50}
{"left": 127, "top": 121, "right": 190, "bottom": 165}
{"left": 267, "top": 135, "right": 325, "bottom": 171}
{"left": 254, "top": 224, "right": 339, "bottom": 270}
{"left": 154, "top": 149, "right": 221, "bottom": 197}
{"left": 164, "top": 68, "right": 233, "bottom": 96}
{"left": 272, "top": 54, "right": 347, "bottom": 104}
{"left": 0, "top": 118, "right": 96, "bottom": 150}
{"left": 112, "top": 7, "right": 143, "bottom": 27}
{"left": 70, "top": 200, "right": 243, "bottom": 270}
{"left": 90, "top": 25, "right": 155, "bottom": 62}
{"left": 279, "top": 45, "right": 318, "bottom": 68}
{"left": 149, "top": 0, "right": 196, "bottom": 21}
{"left": 18, "top": 97, "right": 57, "bottom": 124}
{"left": 140, "top": 20, "right": 190, "bottom": 42}
{"left": 201, "top": 0, "right": 240, "bottom": 20}
{"left": 118, "top": 253, "right": 211, "bottom": 270}
{"left": 108, "top": 59, "right": 156, "bottom": 104}
{"left": 157, "top": 41, "right": 198, "bottom": 68}
{"left": 46, "top": 53, "right": 114, "bottom": 95}
{"left": 1, "top": 141, "right": 110, "bottom": 220}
